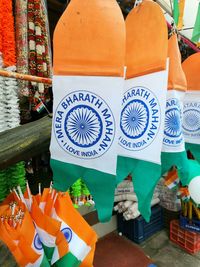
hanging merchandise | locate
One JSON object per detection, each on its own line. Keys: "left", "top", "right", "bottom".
{"left": 0, "top": 0, "right": 26, "bottom": 202}
{"left": 15, "top": 0, "right": 29, "bottom": 97}
{"left": 161, "top": 34, "right": 189, "bottom": 185}
{"left": 50, "top": 0, "right": 125, "bottom": 222}
{"left": 180, "top": 50, "right": 200, "bottom": 203}
{"left": 27, "top": 0, "right": 52, "bottom": 114}
{"left": 182, "top": 53, "right": 200, "bottom": 162}
{"left": 192, "top": 2, "right": 200, "bottom": 43}
{"left": 116, "top": 0, "right": 168, "bottom": 222}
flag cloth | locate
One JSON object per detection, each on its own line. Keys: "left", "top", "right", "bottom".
{"left": 116, "top": 1, "right": 168, "bottom": 222}
{"left": 0, "top": 193, "right": 50, "bottom": 267}
{"left": 173, "top": 0, "right": 180, "bottom": 26}
{"left": 50, "top": 0, "right": 125, "bottom": 222}
{"left": 19, "top": 210, "right": 50, "bottom": 267}
{"left": 164, "top": 168, "right": 180, "bottom": 189}
{"left": 51, "top": 192, "right": 97, "bottom": 267}
{"left": 192, "top": 3, "right": 200, "bottom": 43}
{"left": 161, "top": 34, "right": 189, "bottom": 185}
{"left": 0, "top": 222, "right": 30, "bottom": 267}
{"left": 182, "top": 53, "right": 200, "bottom": 166}
{"left": 30, "top": 196, "right": 68, "bottom": 265}
{"left": 34, "top": 101, "right": 45, "bottom": 113}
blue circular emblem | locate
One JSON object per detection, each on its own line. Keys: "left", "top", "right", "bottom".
{"left": 119, "top": 86, "right": 161, "bottom": 151}
{"left": 65, "top": 105, "right": 103, "bottom": 148}
{"left": 34, "top": 233, "right": 43, "bottom": 251}
{"left": 120, "top": 99, "right": 149, "bottom": 139}
{"left": 163, "top": 98, "right": 183, "bottom": 147}
{"left": 183, "top": 108, "right": 200, "bottom": 133}
{"left": 54, "top": 90, "right": 115, "bottom": 159}
{"left": 164, "top": 108, "right": 181, "bottom": 138}
{"left": 61, "top": 227, "right": 73, "bottom": 243}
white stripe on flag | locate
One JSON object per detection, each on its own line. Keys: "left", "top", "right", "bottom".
{"left": 183, "top": 91, "right": 200, "bottom": 144}
{"left": 118, "top": 67, "right": 168, "bottom": 164}
{"left": 51, "top": 246, "right": 59, "bottom": 265}
{"left": 162, "top": 90, "right": 185, "bottom": 152}
{"left": 55, "top": 213, "right": 91, "bottom": 262}
{"left": 50, "top": 75, "right": 124, "bottom": 175}
{"left": 27, "top": 230, "right": 45, "bottom": 267}
{"left": 35, "top": 225, "right": 56, "bottom": 248}
{"left": 167, "top": 179, "right": 179, "bottom": 189}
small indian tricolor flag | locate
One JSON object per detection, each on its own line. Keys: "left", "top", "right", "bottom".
{"left": 164, "top": 169, "right": 180, "bottom": 189}
{"left": 177, "top": 187, "right": 190, "bottom": 201}
{"left": 34, "top": 101, "right": 45, "bottom": 113}
{"left": 51, "top": 193, "right": 97, "bottom": 266}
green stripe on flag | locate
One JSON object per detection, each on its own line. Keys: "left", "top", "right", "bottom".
{"left": 40, "top": 254, "right": 51, "bottom": 267}
{"left": 192, "top": 3, "right": 200, "bottom": 43}
{"left": 117, "top": 156, "right": 161, "bottom": 222}
{"left": 53, "top": 252, "right": 81, "bottom": 267}
{"left": 173, "top": 0, "right": 180, "bottom": 26}
{"left": 51, "top": 159, "right": 116, "bottom": 222}
{"left": 42, "top": 244, "right": 55, "bottom": 264}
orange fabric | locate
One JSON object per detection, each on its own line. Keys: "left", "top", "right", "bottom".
{"left": 55, "top": 193, "right": 97, "bottom": 246}
{"left": 53, "top": 0, "right": 125, "bottom": 77}
{"left": 2, "top": 192, "right": 20, "bottom": 205}
{"left": 168, "top": 34, "right": 187, "bottom": 91}
{"left": 80, "top": 244, "right": 96, "bottom": 267}
{"left": 18, "top": 210, "right": 37, "bottom": 246}
{"left": 1, "top": 0, "right": 16, "bottom": 66}
{"left": 30, "top": 197, "right": 61, "bottom": 237}
{"left": 56, "top": 230, "right": 69, "bottom": 258}
{"left": 0, "top": 223, "right": 30, "bottom": 267}
{"left": 4, "top": 222, "right": 39, "bottom": 264}
{"left": 44, "top": 190, "right": 56, "bottom": 216}
{"left": 125, "top": 0, "right": 168, "bottom": 79}
{"left": 182, "top": 53, "right": 200, "bottom": 91}
{"left": 164, "top": 168, "right": 178, "bottom": 186}
{"left": 39, "top": 188, "right": 50, "bottom": 204}
{"left": 0, "top": 0, "right": 2, "bottom": 52}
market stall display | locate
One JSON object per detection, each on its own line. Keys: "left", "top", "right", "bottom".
{"left": 50, "top": 0, "right": 125, "bottom": 223}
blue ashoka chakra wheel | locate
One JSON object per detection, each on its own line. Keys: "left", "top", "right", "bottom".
{"left": 120, "top": 99, "right": 149, "bottom": 139}
{"left": 34, "top": 233, "right": 43, "bottom": 251}
{"left": 65, "top": 105, "right": 103, "bottom": 148}
{"left": 164, "top": 108, "right": 181, "bottom": 138}
{"left": 183, "top": 109, "right": 200, "bottom": 132}
{"left": 62, "top": 227, "right": 73, "bottom": 243}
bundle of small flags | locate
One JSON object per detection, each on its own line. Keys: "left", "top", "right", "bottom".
{"left": 164, "top": 169, "right": 180, "bottom": 190}
{"left": 0, "top": 182, "right": 97, "bottom": 267}
{"left": 177, "top": 187, "right": 190, "bottom": 202}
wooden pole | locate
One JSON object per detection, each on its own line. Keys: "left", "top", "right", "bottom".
{"left": 0, "top": 69, "right": 52, "bottom": 85}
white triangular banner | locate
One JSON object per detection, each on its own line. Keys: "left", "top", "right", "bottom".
{"left": 182, "top": 91, "right": 200, "bottom": 144}
{"left": 118, "top": 68, "right": 168, "bottom": 164}
{"left": 50, "top": 75, "right": 124, "bottom": 175}
{"left": 162, "top": 90, "right": 185, "bottom": 152}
